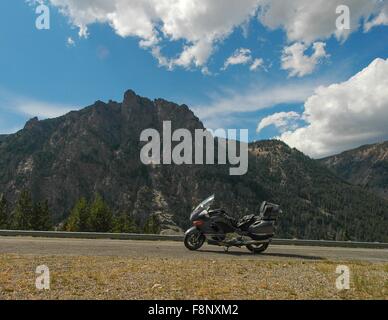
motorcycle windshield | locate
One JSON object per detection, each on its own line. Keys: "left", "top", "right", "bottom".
{"left": 191, "top": 195, "right": 215, "bottom": 219}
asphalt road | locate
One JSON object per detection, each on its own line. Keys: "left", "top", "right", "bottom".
{"left": 0, "top": 236, "right": 387, "bottom": 262}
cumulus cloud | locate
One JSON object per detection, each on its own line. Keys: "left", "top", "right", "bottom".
{"left": 250, "top": 58, "right": 264, "bottom": 71}
{"left": 281, "top": 42, "right": 329, "bottom": 77}
{"left": 222, "top": 49, "right": 265, "bottom": 71}
{"left": 45, "top": 0, "right": 259, "bottom": 70}
{"left": 223, "top": 48, "right": 252, "bottom": 70}
{"left": 33, "top": 0, "right": 386, "bottom": 72}
{"left": 275, "top": 58, "right": 388, "bottom": 158}
{"left": 257, "top": 111, "right": 301, "bottom": 133}
{"left": 258, "top": 0, "right": 380, "bottom": 43}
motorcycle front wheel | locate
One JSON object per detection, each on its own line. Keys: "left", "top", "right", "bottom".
{"left": 246, "top": 242, "right": 269, "bottom": 254}
{"left": 184, "top": 229, "right": 206, "bottom": 251}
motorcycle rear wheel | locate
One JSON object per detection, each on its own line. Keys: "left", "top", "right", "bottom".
{"left": 184, "top": 229, "right": 206, "bottom": 251}
{"left": 246, "top": 242, "right": 269, "bottom": 254}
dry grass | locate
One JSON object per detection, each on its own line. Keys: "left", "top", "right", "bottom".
{"left": 0, "top": 254, "right": 386, "bottom": 300}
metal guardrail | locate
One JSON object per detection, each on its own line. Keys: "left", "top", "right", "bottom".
{"left": 0, "top": 230, "right": 184, "bottom": 241}
{"left": 0, "top": 230, "right": 387, "bottom": 249}
{"left": 271, "top": 238, "right": 388, "bottom": 249}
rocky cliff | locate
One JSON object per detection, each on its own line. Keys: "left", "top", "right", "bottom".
{"left": 0, "top": 90, "right": 387, "bottom": 241}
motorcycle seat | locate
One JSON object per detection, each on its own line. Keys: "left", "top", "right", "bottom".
{"left": 209, "top": 209, "right": 238, "bottom": 227}
{"left": 237, "top": 214, "right": 256, "bottom": 229}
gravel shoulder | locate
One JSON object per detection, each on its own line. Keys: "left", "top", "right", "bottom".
{"left": 0, "top": 237, "right": 386, "bottom": 299}
{"left": 0, "top": 254, "right": 386, "bottom": 299}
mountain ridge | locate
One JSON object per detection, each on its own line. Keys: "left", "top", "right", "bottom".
{"left": 320, "top": 141, "right": 388, "bottom": 200}
{"left": 0, "top": 89, "right": 387, "bottom": 242}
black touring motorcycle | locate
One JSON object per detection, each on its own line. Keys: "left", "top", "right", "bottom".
{"left": 184, "top": 195, "right": 281, "bottom": 253}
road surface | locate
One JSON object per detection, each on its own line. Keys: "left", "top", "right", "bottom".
{"left": 0, "top": 236, "right": 387, "bottom": 262}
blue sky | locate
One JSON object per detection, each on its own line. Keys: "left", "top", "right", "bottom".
{"left": 1, "top": 0, "right": 387, "bottom": 157}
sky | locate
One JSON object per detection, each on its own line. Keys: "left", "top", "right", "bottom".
{"left": 0, "top": 0, "right": 387, "bottom": 158}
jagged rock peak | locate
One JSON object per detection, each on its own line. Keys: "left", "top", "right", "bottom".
{"left": 24, "top": 117, "right": 39, "bottom": 129}
{"left": 123, "top": 89, "right": 141, "bottom": 106}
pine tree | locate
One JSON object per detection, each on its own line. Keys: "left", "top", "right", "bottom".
{"left": 112, "top": 212, "right": 138, "bottom": 233}
{"left": 89, "top": 194, "right": 113, "bottom": 232}
{"left": 12, "top": 190, "right": 33, "bottom": 230}
{"left": 32, "top": 200, "right": 53, "bottom": 231}
{"left": 65, "top": 197, "right": 90, "bottom": 232}
{"left": 143, "top": 214, "right": 161, "bottom": 234}
{"left": 0, "top": 194, "right": 8, "bottom": 229}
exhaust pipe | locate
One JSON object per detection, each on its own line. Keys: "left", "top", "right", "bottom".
{"left": 208, "top": 238, "right": 270, "bottom": 247}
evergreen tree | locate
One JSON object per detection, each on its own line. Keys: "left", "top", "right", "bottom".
{"left": 12, "top": 190, "right": 33, "bottom": 230}
{"left": 112, "top": 212, "right": 138, "bottom": 233}
{"left": 65, "top": 197, "right": 90, "bottom": 232}
{"left": 89, "top": 194, "right": 113, "bottom": 232}
{"left": 31, "top": 200, "right": 53, "bottom": 231}
{"left": 143, "top": 214, "right": 161, "bottom": 234}
{"left": 0, "top": 194, "right": 8, "bottom": 229}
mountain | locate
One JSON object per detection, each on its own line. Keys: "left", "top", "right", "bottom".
{"left": 0, "top": 90, "right": 387, "bottom": 242}
{"left": 0, "top": 134, "right": 8, "bottom": 143}
{"left": 321, "top": 142, "right": 388, "bottom": 200}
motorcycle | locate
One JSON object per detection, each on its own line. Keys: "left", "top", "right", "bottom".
{"left": 184, "top": 195, "right": 281, "bottom": 253}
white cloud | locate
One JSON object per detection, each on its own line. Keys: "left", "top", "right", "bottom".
{"left": 222, "top": 49, "right": 265, "bottom": 72}
{"left": 281, "top": 42, "right": 329, "bottom": 77}
{"left": 250, "top": 58, "right": 264, "bottom": 71}
{"left": 258, "top": 0, "right": 381, "bottom": 44}
{"left": 0, "top": 89, "right": 75, "bottom": 119}
{"left": 194, "top": 81, "right": 316, "bottom": 130}
{"left": 16, "top": 100, "right": 74, "bottom": 118}
{"left": 35, "top": 0, "right": 386, "bottom": 72}
{"left": 257, "top": 111, "right": 301, "bottom": 133}
{"left": 364, "top": 3, "right": 388, "bottom": 31}
{"left": 223, "top": 48, "right": 252, "bottom": 70}
{"left": 276, "top": 57, "right": 388, "bottom": 158}
{"left": 46, "top": 0, "right": 260, "bottom": 70}
{"left": 67, "top": 37, "right": 75, "bottom": 46}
